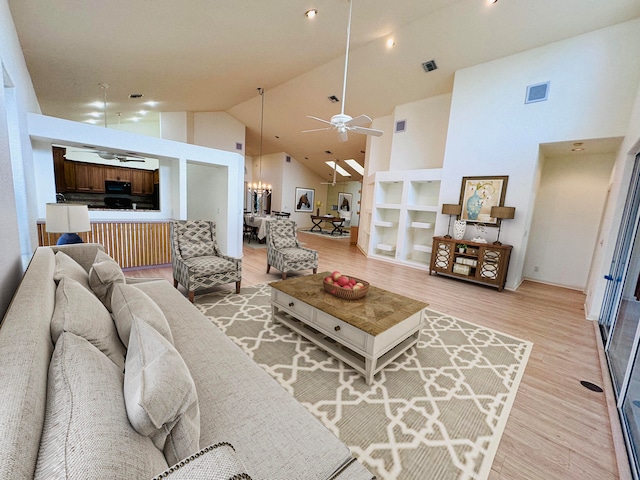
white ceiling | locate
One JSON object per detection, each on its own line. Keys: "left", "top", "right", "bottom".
{"left": 8, "top": 0, "right": 640, "bottom": 182}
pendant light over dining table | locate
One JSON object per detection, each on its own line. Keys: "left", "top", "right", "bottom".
{"left": 248, "top": 87, "right": 272, "bottom": 196}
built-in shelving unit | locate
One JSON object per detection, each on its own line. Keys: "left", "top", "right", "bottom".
{"left": 366, "top": 168, "right": 442, "bottom": 270}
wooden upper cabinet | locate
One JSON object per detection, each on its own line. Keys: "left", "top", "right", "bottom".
{"left": 74, "top": 163, "right": 105, "bottom": 192}
{"left": 53, "top": 146, "right": 66, "bottom": 192}
{"left": 104, "top": 166, "right": 131, "bottom": 182}
{"left": 131, "top": 169, "right": 154, "bottom": 195}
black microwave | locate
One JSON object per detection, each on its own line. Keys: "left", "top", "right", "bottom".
{"left": 105, "top": 180, "right": 131, "bottom": 195}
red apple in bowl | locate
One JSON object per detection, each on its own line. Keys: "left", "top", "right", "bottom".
{"left": 324, "top": 276, "right": 334, "bottom": 284}
{"left": 349, "top": 278, "right": 357, "bottom": 285}
{"left": 343, "top": 284, "right": 353, "bottom": 289}
{"left": 337, "top": 276, "right": 350, "bottom": 287}
{"left": 331, "top": 271, "right": 342, "bottom": 281}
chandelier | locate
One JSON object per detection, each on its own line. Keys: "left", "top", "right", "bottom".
{"left": 248, "top": 87, "right": 272, "bottom": 196}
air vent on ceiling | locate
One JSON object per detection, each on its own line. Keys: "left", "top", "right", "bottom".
{"left": 395, "top": 119, "right": 407, "bottom": 133}
{"left": 235, "top": 142, "right": 243, "bottom": 151}
{"left": 422, "top": 60, "right": 437, "bottom": 72}
{"left": 129, "top": 93, "right": 144, "bottom": 99}
{"left": 328, "top": 95, "right": 340, "bottom": 103}
{"left": 525, "top": 82, "right": 550, "bottom": 104}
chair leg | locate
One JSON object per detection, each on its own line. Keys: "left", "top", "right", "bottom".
{"left": 173, "top": 278, "right": 178, "bottom": 288}
{"left": 188, "top": 291, "right": 195, "bottom": 303}
{"left": 235, "top": 281, "right": 241, "bottom": 294}
{"left": 266, "top": 264, "right": 271, "bottom": 273}
{"left": 282, "top": 272, "right": 287, "bottom": 280}
{"left": 313, "top": 268, "right": 317, "bottom": 274}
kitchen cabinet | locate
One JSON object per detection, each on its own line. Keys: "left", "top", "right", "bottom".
{"left": 104, "top": 166, "right": 131, "bottom": 182}
{"left": 131, "top": 169, "right": 154, "bottom": 195}
{"left": 74, "top": 162, "right": 105, "bottom": 192}
{"left": 429, "top": 236, "right": 512, "bottom": 291}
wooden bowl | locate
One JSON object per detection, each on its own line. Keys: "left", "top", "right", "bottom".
{"left": 323, "top": 275, "right": 369, "bottom": 300}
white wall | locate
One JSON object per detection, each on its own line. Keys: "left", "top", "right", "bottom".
{"left": 440, "top": 20, "right": 640, "bottom": 290}
{"left": 0, "top": 0, "right": 42, "bottom": 317}
{"left": 279, "top": 154, "right": 326, "bottom": 229}
{"left": 524, "top": 153, "right": 615, "bottom": 289}
{"left": 193, "top": 112, "right": 245, "bottom": 155}
{"left": 160, "top": 112, "right": 192, "bottom": 143}
{"left": 389, "top": 94, "right": 452, "bottom": 171}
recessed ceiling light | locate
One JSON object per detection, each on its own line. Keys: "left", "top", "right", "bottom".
{"left": 138, "top": 110, "right": 148, "bottom": 115}
{"left": 487, "top": 0, "right": 498, "bottom": 4}
{"left": 88, "top": 112, "right": 102, "bottom": 118}
{"left": 305, "top": 9, "right": 317, "bottom": 18}
{"left": 344, "top": 159, "right": 364, "bottom": 175}
{"left": 144, "top": 101, "right": 158, "bottom": 107}
{"left": 572, "top": 147, "right": 584, "bottom": 152}
{"left": 386, "top": 38, "right": 395, "bottom": 48}
{"left": 90, "top": 101, "right": 103, "bottom": 108}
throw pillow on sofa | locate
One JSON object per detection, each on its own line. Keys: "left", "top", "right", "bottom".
{"left": 51, "top": 276, "right": 126, "bottom": 371}
{"left": 151, "top": 442, "right": 252, "bottom": 480}
{"left": 124, "top": 316, "right": 200, "bottom": 466}
{"left": 89, "top": 249, "right": 125, "bottom": 311}
{"left": 111, "top": 283, "right": 174, "bottom": 348}
{"left": 34, "top": 332, "right": 169, "bottom": 479}
{"left": 53, "top": 250, "right": 92, "bottom": 291}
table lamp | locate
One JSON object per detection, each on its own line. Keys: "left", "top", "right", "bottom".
{"left": 441, "top": 204, "right": 462, "bottom": 238}
{"left": 490, "top": 206, "right": 515, "bottom": 245}
{"left": 316, "top": 200, "right": 322, "bottom": 216}
{"left": 46, "top": 203, "right": 91, "bottom": 245}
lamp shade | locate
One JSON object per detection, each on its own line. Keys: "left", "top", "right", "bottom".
{"left": 442, "top": 204, "right": 462, "bottom": 215}
{"left": 46, "top": 204, "right": 91, "bottom": 233}
{"left": 490, "top": 206, "right": 516, "bottom": 220}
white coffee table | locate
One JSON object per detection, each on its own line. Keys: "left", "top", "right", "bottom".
{"left": 270, "top": 273, "right": 427, "bottom": 385}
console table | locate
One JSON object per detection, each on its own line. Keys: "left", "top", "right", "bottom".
{"left": 429, "top": 236, "right": 512, "bottom": 291}
{"left": 310, "top": 215, "right": 345, "bottom": 235}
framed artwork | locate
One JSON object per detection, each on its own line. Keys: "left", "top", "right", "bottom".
{"left": 459, "top": 176, "right": 508, "bottom": 225}
{"left": 295, "top": 187, "right": 314, "bottom": 212}
{"left": 338, "top": 192, "right": 352, "bottom": 212}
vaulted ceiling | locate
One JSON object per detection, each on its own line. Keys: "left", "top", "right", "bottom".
{"left": 8, "top": 0, "right": 640, "bottom": 181}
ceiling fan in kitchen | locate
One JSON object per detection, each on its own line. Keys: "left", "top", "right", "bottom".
{"left": 67, "top": 148, "right": 146, "bottom": 163}
{"left": 302, "top": 0, "right": 383, "bottom": 143}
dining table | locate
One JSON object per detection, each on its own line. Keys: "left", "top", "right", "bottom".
{"left": 244, "top": 214, "right": 276, "bottom": 241}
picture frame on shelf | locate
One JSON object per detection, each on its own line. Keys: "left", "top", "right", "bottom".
{"left": 338, "top": 192, "right": 352, "bottom": 212}
{"left": 459, "top": 176, "right": 508, "bottom": 225}
{"left": 295, "top": 187, "right": 314, "bottom": 212}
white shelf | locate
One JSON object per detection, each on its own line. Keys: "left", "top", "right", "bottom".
{"left": 413, "top": 244, "right": 432, "bottom": 253}
{"left": 374, "top": 221, "right": 395, "bottom": 228}
{"left": 376, "top": 243, "right": 396, "bottom": 252}
{"left": 410, "top": 222, "right": 433, "bottom": 229}
{"left": 406, "top": 205, "right": 438, "bottom": 212}
{"left": 375, "top": 203, "right": 402, "bottom": 210}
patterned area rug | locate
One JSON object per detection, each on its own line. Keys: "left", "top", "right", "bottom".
{"left": 300, "top": 228, "right": 350, "bottom": 239}
{"left": 196, "top": 284, "right": 532, "bottom": 480}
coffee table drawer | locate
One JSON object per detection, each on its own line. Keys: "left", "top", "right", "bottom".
{"left": 272, "top": 290, "right": 313, "bottom": 318}
{"left": 314, "top": 310, "right": 367, "bottom": 350}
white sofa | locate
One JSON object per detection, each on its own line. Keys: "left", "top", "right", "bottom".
{"left": 0, "top": 244, "right": 373, "bottom": 479}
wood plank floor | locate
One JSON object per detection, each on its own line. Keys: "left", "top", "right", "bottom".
{"left": 125, "top": 232, "right": 624, "bottom": 479}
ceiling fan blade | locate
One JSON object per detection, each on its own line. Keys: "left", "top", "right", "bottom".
{"left": 350, "top": 126, "right": 384, "bottom": 137}
{"left": 302, "top": 127, "right": 334, "bottom": 133}
{"left": 307, "top": 115, "right": 334, "bottom": 126}
{"left": 345, "top": 114, "right": 372, "bottom": 127}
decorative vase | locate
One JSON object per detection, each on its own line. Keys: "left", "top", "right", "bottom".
{"left": 466, "top": 190, "right": 482, "bottom": 220}
{"left": 453, "top": 219, "right": 466, "bottom": 240}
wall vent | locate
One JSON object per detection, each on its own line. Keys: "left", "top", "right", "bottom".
{"left": 286, "top": 155, "right": 291, "bottom": 163}
{"left": 422, "top": 60, "right": 437, "bottom": 72}
{"left": 235, "top": 142, "right": 243, "bottom": 151}
{"left": 525, "top": 82, "right": 550, "bottom": 104}
{"left": 395, "top": 119, "right": 407, "bottom": 133}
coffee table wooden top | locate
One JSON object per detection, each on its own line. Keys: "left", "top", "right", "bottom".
{"left": 270, "top": 272, "right": 428, "bottom": 336}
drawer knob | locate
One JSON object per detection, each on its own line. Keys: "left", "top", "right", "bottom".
{"left": 334, "top": 325, "right": 341, "bottom": 332}
{"left": 289, "top": 302, "right": 294, "bottom": 307}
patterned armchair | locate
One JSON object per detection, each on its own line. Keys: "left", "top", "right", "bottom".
{"left": 171, "top": 220, "right": 242, "bottom": 302}
{"left": 266, "top": 219, "right": 318, "bottom": 280}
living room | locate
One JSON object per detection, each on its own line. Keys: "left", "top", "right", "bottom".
{"left": 3, "top": 0, "right": 640, "bottom": 479}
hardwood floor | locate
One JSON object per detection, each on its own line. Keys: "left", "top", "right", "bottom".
{"left": 125, "top": 232, "right": 624, "bottom": 479}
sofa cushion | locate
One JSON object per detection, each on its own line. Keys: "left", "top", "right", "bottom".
{"left": 111, "top": 283, "right": 174, "bottom": 348}
{"left": 34, "top": 332, "right": 168, "bottom": 480}
{"left": 151, "top": 442, "right": 252, "bottom": 480}
{"left": 89, "top": 250, "right": 125, "bottom": 311}
{"left": 52, "top": 250, "right": 91, "bottom": 291}
{"left": 124, "top": 316, "right": 200, "bottom": 466}
{"left": 51, "top": 276, "right": 126, "bottom": 371}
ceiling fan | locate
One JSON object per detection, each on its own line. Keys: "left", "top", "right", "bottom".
{"left": 303, "top": 0, "right": 383, "bottom": 143}
{"left": 68, "top": 149, "right": 146, "bottom": 163}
